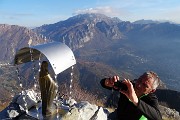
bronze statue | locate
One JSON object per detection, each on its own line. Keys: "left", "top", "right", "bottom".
{"left": 39, "top": 61, "right": 58, "bottom": 116}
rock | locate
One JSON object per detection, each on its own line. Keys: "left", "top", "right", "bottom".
{"left": 0, "top": 89, "right": 40, "bottom": 119}
{"left": 65, "top": 98, "right": 77, "bottom": 107}
{"left": 75, "top": 101, "right": 98, "bottom": 119}
{"left": 7, "top": 109, "right": 19, "bottom": 118}
{"left": 0, "top": 102, "right": 23, "bottom": 119}
{"left": 0, "top": 90, "right": 109, "bottom": 120}
{"left": 16, "top": 89, "right": 40, "bottom": 110}
{"left": 159, "top": 105, "right": 180, "bottom": 120}
{"left": 62, "top": 101, "right": 108, "bottom": 120}
{"left": 92, "top": 107, "right": 108, "bottom": 120}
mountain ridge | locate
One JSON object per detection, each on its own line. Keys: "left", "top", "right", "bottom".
{"left": 1, "top": 13, "right": 180, "bottom": 91}
{"left": 0, "top": 13, "right": 180, "bottom": 115}
{"left": 0, "top": 24, "right": 49, "bottom": 62}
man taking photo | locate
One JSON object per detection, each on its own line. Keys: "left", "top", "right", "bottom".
{"left": 100, "top": 71, "right": 162, "bottom": 120}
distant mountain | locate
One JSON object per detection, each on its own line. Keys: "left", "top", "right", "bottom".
{"left": 34, "top": 13, "right": 180, "bottom": 92}
{"left": 133, "top": 19, "right": 160, "bottom": 24}
{"left": 0, "top": 24, "right": 48, "bottom": 62}
{"left": 1, "top": 14, "right": 180, "bottom": 91}
{"left": 34, "top": 13, "right": 125, "bottom": 50}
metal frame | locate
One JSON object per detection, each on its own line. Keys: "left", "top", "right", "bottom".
{"left": 14, "top": 42, "right": 76, "bottom": 75}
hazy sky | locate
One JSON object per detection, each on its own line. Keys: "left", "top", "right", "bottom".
{"left": 0, "top": 0, "right": 180, "bottom": 27}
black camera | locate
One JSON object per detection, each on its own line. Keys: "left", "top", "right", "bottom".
{"left": 114, "top": 81, "right": 128, "bottom": 91}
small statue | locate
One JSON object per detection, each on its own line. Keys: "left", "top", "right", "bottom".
{"left": 39, "top": 61, "right": 58, "bottom": 116}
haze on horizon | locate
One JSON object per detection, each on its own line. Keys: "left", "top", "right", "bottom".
{"left": 0, "top": 0, "right": 180, "bottom": 27}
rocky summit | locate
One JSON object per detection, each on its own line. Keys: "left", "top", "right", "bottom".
{"left": 0, "top": 89, "right": 109, "bottom": 120}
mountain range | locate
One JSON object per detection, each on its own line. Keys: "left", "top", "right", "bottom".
{"left": 34, "top": 13, "right": 180, "bottom": 91}
{"left": 0, "top": 13, "right": 180, "bottom": 113}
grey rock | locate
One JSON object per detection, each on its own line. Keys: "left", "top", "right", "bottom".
{"left": 7, "top": 109, "right": 19, "bottom": 118}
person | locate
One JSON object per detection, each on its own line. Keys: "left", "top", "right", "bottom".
{"left": 100, "top": 71, "right": 162, "bottom": 120}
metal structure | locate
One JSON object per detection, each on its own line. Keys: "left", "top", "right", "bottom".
{"left": 14, "top": 41, "right": 76, "bottom": 75}
{"left": 14, "top": 41, "right": 76, "bottom": 118}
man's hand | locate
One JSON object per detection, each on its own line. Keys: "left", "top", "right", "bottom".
{"left": 120, "top": 79, "right": 139, "bottom": 106}
{"left": 105, "top": 76, "right": 119, "bottom": 88}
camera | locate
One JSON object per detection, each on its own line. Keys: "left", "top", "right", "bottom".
{"left": 114, "top": 81, "right": 128, "bottom": 91}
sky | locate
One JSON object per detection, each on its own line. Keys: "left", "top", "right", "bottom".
{"left": 0, "top": 0, "right": 180, "bottom": 27}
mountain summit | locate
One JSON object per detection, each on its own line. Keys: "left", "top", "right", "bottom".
{"left": 34, "top": 13, "right": 124, "bottom": 50}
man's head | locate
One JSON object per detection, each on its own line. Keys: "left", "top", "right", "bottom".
{"left": 135, "top": 71, "right": 160, "bottom": 95}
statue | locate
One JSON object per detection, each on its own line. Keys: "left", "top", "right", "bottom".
{"left": 39, "top": 61, "right": 58, "bottom": 116}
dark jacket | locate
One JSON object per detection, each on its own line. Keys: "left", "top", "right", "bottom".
{"left": 100, "top": 79, "right": 162, "bottom": 120}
